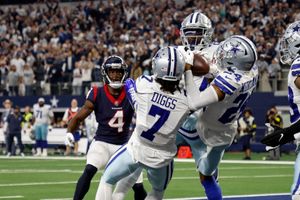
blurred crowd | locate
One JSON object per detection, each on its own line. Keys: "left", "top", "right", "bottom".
{"left": 0, "top": 0, "right": 299, "bottom": 96}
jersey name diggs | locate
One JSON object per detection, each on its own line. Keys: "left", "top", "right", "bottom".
{"left": 151, "top": 92, "right": 177, "bottom": 110}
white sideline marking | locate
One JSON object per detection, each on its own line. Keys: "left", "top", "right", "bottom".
{"left": 164, "top": 192, "right": 290, "bottom": 200}
{"left": 0, "top": 196, "right": 23, "bottom": 199}
{"left": 0, "top": 156, "right": 295, "bottom": 165}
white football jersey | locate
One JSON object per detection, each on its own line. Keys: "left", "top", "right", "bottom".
{"left": 127, "top": 75, "right": 189, "bottom": 168}
{"left": 288, "top": 57, "right": 300, "bottom": 124}
{"left": 197, "top": 65, "right": 259, "bottom": 146}
{"left": 33, "top": 104, "right": 54, "bottom": 125}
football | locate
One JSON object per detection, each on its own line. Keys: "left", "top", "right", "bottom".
{"left": 192, "top": 53, "right": 210, "bottom": 76}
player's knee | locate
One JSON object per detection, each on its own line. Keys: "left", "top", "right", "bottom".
{"left": 84, "top": 164, "right": 97, "bottom": 179}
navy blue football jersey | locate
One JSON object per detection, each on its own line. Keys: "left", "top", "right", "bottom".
{"left": 86, "top": 85, "right": 134, "bottom": 145}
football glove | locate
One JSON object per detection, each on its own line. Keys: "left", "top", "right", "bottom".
{"left": 65, "top": 132, "right": 75, "bottom": 147}
{"left": 261, "top": 125, "right": 295, "bottom": 147}
{"left": 183, "top": 49, "right": 194, "bottom": 66}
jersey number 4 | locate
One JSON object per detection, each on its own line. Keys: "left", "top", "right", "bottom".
{"left": 141, "top": 105, "right": 170, "bottom": 141}
{"left": 108, "top": 110, "right": 124, "bottom": 133}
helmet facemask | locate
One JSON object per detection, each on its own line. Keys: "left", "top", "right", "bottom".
{"left": 181, "top": 27, "right": 213, "bottom": 51}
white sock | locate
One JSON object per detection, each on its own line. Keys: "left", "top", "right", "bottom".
{"left": 95, "top": 179, "right": 113, "bottom": 200}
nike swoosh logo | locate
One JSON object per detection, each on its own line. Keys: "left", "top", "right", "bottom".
{"left": 279, "top": 133, "right": 284, "bottom": 141}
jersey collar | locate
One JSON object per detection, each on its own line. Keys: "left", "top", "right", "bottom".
{"left": 104, "top": 84, "right": 126, "bottom": 106}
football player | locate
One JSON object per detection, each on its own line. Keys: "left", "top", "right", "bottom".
{"left": 96, "top": 47, "right": 190, "bottom": 200}
{"left": 32, "top": 97, "right": 54, "bottom": 157}
{"left": 185, "top": 35, "right": 258, "bottom": 200}
{"left": 261, "top": 21, "right": 300, "bottom": 199}
{"left": 65, "top": 56, "right": 146, "bottom": 200}
{"left": 175, "top": 11, "right": 223, "bottom": 199}
{"left": 175, "top": 11, "right": 217, "bottom": 160}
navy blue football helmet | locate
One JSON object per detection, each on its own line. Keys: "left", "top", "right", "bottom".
{"left": 101, "top": 56, "right": 128, "bottom": 89}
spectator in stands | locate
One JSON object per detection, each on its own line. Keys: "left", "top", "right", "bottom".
{"left": 7, "top": 65, "right": 20, "bottom": 96}
{"left": 130, "top": 62, "right": 143, "bottom": 80}
{"left": 23, "top": 64, "right": 35, "bottom": 96}
{"left": 267, "top": 58, "right": 282, "bottom": 91}
{"left": 9, "top": 51, "right": 25, "bottom": 76}
{"left": 78, "top": 55, "right": 92, "bottom": 94}
{"left": 0, "top": 0, "right": 299, "bottom": 96}
{"left": 61, "top": 99, "right": 80, "bottom": 156}
{"left": 265, "top": 106, "right": 283, "bottom": 160}
{"left": 72, "top": 62, "right": 82, "bottom": 95}
{"left": 47, "top": 58, "right": 63, "bottom": 95}
{"left": 238, "top": 108, "right": 257, "bottom": 160}
{"left": 4, "top": 106, "right": 25, "bottom": 157}
{"left": 32, "top": 98, "right": 54, "bottom": 156}
{"left": 62, "top": 50, "right": 76, "bottom": 90}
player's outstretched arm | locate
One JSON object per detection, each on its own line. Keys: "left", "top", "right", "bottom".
{"left": 184, "top": 68, "right": 222, "bottom": 111}
{"left": 261, "top": 120, "right": 300, "bottom": 147}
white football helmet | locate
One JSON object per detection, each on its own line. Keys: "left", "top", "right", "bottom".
{"left": 102, "top": 56, "right": 128, "bottom": 89}
{"left": 152, "top": 47, "right": 185, "bottom": 81}
{"left": 180, "top": 11, "right": 213, "bottom": 51}
{"left": 279, "top": 21, "right": 300, "bottom": 64}
{"left": 213, "top": 35, "right": 257, "bottom": 72}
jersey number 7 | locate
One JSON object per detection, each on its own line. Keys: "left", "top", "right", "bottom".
{"left": 141, "top": 105, "right": 170, "bottom": 141}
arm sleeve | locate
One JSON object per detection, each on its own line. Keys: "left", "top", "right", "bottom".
{"left": 124, "top": 78, "right": 137, "bottom": 110}
{"left": 185, "top": 70, "right": 219, "bottom": 111}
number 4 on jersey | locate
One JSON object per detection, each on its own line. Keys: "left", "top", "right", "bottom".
{"left": 108, "top": 110, "right": 124, "bottom": 132}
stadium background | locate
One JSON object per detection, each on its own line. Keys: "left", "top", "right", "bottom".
{"left": 0, "top": 0, "right": 299, "bottom": 199}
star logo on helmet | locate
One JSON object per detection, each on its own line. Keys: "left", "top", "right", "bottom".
{"left": 229, "top": 44, "right": 242, "bottom": 55}
{"left": 292, "top": 24, "right": 300, "bottom": 32}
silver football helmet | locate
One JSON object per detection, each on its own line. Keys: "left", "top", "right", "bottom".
{"left": 279, "top": 21, "right": 300, "bottom": 65}
{"left": 180, "top": 11, "right": 213, "bottom": 51}
{"left": 152, "top": 47, "right": 185, "bottom": 81}
{"left": 213, "top": 35, "right": 257, "bottom": 72}
{"left": 102, "top": 56, "right": 128, "bottom": 89}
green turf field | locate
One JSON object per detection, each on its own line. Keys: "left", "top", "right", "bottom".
{"left": 0, "top": 152, "right": 296, "bottom": 200}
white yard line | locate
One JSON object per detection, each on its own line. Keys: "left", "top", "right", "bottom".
{"left": 0, "top": 196, "right": 24, "bottom": 199}
{"left": 0, "top": 156, "right": 295, "bottom": 165}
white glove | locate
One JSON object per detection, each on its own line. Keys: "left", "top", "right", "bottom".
{"left": 183, "top": 50, "right": 194, "bottom": 66}
{"left": 65, "top": 132, "right": 74, "bottom": 147}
